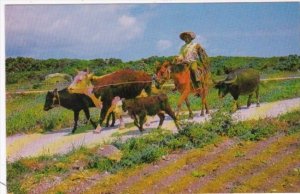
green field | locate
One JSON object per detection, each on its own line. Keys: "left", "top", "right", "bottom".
{"left": 6, "top": 78, "right": 300, "bottom": 135}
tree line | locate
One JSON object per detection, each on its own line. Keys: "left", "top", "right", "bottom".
{"left": 5, "top": 55, "right": 300, "bottom": 84}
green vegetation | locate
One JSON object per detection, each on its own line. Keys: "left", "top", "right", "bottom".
{"left": 6, "top": 78, "right": 300, "bottom": 135}
{"left": 6, "top": 54, "right": 300, "bottom": 193}
{"left": 6, "top": 55, "right": 300, "bottom": 86}
{"left": 7, "top": 109, "right": 300, "bottom": 193}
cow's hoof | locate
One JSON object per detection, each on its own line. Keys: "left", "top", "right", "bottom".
{"left": 139, "top": 129, "right": 144, "bottom": 133}
{"left": 93, "top": 125, "right": 102, "bottom": 134}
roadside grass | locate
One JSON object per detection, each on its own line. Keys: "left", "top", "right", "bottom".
{"left": 6, "top": 78, "right": 300, "bottom": 135}
{"left": 7, "top": 109, "right": 300, "bottom": 193}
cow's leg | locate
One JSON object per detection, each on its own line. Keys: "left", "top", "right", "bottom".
{"left": 119, "top": 116, "right": 125, "bottom": 130}
{"left": 110, "top": 112, "right": 116, "bottom": 127}
{"left": 72, "top": 111, "right": 80, "bottom": 133}
{"left": 247, "top": 93, "right": 253, "bottom": 108}
{"left": 185, "top": 98, "right": 193, "bottom": 119}
{"left": 256, "top": 86, "right": 260, "bottom": 107}
{"left": 99, "top": 104, "right": 109, "bottom": 126}
{"left": 132, "top": 113, "right": 139, "bottom": 129}
{"left": 157, "top": 112, "right": 165, "bottom": 129}
{"left": 105, "top": 112, "right": 112, "bottom": 127}
{"left": 94, "top": 104, "right": 109, "bottom": 133}
{"left": 138, "top": 112, "right": 146, "bottom": 132}
{"left": 164, "top": 104, "right": 181, "bottom": 130}
{"left": 83, "top": 107, "right": 97, "bottom": 128}
{"left": 233, "top": 96, "right": 240, "bottom": 112}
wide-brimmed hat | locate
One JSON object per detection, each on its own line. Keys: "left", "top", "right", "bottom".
{"left": 180, "top": 31, "right": 196, "bottom": 40}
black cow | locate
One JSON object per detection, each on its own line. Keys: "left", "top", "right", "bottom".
{"left": 214, "top": 68, "right": 260, "bottom": 111}
{"left": 68, "top": 69, "right": 152, "bottom": 128}
{"left": 122, "top": 93, "right": 181, "bottom": 132}
{"left": 43, "top": 88, "right": 97, "bottom": 133}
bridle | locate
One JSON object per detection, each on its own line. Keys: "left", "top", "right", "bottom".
{"left": 157, "top": 64, "right": 171, "bottom": 85}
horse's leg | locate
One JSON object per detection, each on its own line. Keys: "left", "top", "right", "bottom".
{"left": 185, "top": 98, "right": 193, "bottom": 119}
{"left": 177, "top": 89, "right": 190, "bottom": 117}
{"left": 204, "top": 86, "right": 209, "bottom": 114}
{"left": 197, "top": 87, "right": 205, "bottom": 116}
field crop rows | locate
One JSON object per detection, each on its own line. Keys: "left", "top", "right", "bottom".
{"left": 16, "top": 132, "right": 300, "bottom": 193}
{"left": 7, "top": 109, "right": 300, "bottom": 193}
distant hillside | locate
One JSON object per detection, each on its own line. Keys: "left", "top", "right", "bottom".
{"left": 5, "top": 55, "right": 300, "bottom": 84}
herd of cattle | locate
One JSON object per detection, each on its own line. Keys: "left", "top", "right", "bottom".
{"left": 43, "top": 65, "right": 260, "bottom": 133}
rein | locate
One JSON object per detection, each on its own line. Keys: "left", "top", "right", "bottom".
{"left": 90, "top": 80, "right": 153, "bottom": 89}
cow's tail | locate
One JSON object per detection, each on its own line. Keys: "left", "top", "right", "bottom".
{"left": 145, "top": 82, "right": 152, "bottom": 96}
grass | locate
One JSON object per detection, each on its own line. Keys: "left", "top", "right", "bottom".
{"left": 7, "top": 109, "right": 300, "bottom": 193}
{"left": 6, "top": 78, "right": 300, "bottom": 136}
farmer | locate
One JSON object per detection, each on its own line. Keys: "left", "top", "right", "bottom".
{"left": 175, "top": 31, "right": 210, "bottom": 89}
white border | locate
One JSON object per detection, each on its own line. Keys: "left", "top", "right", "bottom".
{"left": 0, "top": 0, "right": 298, "bottom": 193}
{"left": 0, "top": 0, "right": 6, "bottom": 193}
{"left": 3, "top": 0, "right": 300, "bottom": 4}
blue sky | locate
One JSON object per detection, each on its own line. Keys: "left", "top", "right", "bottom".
{"left": 5, "top": 3, "right": 300, "bottom": 61}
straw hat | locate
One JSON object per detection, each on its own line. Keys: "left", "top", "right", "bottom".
{"left": 180, "top": 31, "right": 196, "bottom": 40}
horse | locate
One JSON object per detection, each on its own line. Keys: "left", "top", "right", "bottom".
{"left": 155, "top": 60, "right": 210, "bottom": 117}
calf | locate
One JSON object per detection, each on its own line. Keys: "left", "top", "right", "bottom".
{"left": 44, "top": 88, "right": 97, "bottom": 133}
{"left": 122, "top": 93, "right": 181, "bottom": 132}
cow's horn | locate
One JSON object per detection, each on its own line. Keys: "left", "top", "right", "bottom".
{"left": 224, "top": 74, "right": 237, "bottom": 84}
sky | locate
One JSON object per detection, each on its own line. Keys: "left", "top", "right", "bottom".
{"left": 5, "top": 2, "right": 300, "bottom": 61}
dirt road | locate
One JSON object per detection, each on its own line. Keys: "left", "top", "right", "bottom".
{"left": 7, "top": 97, "right": 300, "bottom": 162}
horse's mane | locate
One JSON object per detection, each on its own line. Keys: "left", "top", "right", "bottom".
{"left": 170, "top": 63, "right": 187, "bottom": 73}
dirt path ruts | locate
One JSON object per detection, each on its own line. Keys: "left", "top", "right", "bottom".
{"left": 141, "top": 139, "right": 236, "bottom": 194}
{"left": 186, "top": 133, "right": 292, "bottom": 193}
{"left": 111, "top": 152, "right": 185, "bottom": 193}
{"left": 222, "top": 140, "right": 300, "bottom": 192}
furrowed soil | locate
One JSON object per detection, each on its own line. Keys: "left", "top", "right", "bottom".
{"left": 7, "top": 98, "right": 300, "bottom": 193}
{"left": 25, "top": 132, "right": 300, "bottom": 194}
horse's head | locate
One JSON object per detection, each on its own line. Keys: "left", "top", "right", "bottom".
{"left": 154, "top": 60, "right": 172, "bottom": 87}
{"left": 68, "top": 69, "right": 94, "bottom": 94}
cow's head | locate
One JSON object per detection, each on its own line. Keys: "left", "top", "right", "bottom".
{"left": 214, "top": 74, "right": 237, "bottom": 98}
{"left": 44, "top": 88, "right": 60, "bottom": 111}
{"left": 68, "top": 69, "right": 94, "bottom": 95}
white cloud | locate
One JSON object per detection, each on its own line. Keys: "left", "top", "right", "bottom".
{"left": 156, "top": 39, "right": 172, "bottom": 51}
{"left": 118, "top": 15, "right": 136, "bottom": 27}
{"left": 195, "top": 34, "right": 208, "bottom": 48}
{"left": 5, "top": 5, "right": 148, "bottom": 58}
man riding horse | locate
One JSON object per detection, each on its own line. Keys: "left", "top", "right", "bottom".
{"left": 175, "top": 31, "right": 210, "bottom": 91}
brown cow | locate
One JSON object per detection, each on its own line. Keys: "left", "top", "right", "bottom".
{"left": 68, "top": 69, "right": 152, "bottom": 132}
{"left": 122, "top": 93, "right": 181, "bottom": 132}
